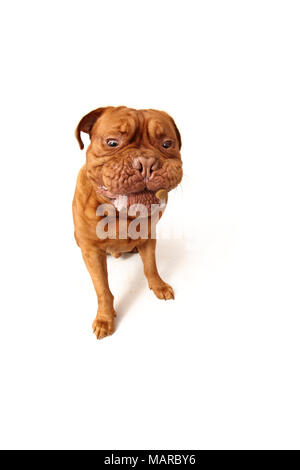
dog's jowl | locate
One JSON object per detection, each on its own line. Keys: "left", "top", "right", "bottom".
{"left": 72, "top": 106, "right": 183, "bottom": 339}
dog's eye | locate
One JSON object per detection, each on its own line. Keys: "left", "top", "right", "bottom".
{"left": 107, "top": 139, "right": 119, "bottom": 147}
{"left": 162, "top": 140, "right": 173, "bottom": 149}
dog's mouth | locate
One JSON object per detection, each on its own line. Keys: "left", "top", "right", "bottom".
{"left": 97, "top": 186, "right": 166, "bottom": 212}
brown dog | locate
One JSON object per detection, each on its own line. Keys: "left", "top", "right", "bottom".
{"left": 72, "top": 106, "right": 183, "bottom": 339}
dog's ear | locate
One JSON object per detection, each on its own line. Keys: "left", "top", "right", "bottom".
{"left": 75, "top": 107, "right": 107, "bottom": 150}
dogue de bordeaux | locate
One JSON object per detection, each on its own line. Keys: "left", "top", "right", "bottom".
{"left": 73, "top": 106, "right": 183, "bottom": 339}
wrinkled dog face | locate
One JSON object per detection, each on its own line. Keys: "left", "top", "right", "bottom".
{"left": 76, "top": 106, "right": 183, "bottom": 210}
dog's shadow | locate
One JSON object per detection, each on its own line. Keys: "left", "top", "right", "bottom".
{"left": 113, "top": 239, "right": 186, "bottom": 327}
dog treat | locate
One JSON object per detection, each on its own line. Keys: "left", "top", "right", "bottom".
{"left": 155, "top": 189, "right": 168, "bottom": 200}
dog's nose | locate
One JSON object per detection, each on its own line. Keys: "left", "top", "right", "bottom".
{"left": 133, "top": 156, "right": 159, "bottom": 179}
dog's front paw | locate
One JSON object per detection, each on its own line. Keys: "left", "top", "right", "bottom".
{"left": 92, "top": 316, "right": 114, "bottom": 339}
{"left": 151, "top": 283, "right": 174, "bottom": 300}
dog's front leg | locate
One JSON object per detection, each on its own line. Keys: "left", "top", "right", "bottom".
{"left": 138, "top": 238, "right": 174, "bottom": 300}
{"left": 81, "top": 247, "right": 115, "bottom": 339}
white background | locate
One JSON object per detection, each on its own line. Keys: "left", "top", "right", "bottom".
{"left": 0, "top": 0, "right": 300, "bottom": 450}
